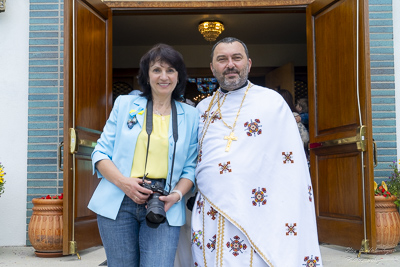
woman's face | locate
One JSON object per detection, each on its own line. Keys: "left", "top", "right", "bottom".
{"left": 148, "top": 60, "right": 178, "bottom": 99}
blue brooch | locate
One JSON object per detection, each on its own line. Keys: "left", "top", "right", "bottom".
{"left": 127, "top": 108, "right": 144, "bottom": 129}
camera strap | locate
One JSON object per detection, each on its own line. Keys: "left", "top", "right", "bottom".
{"left": 142, "top": 99, "right": 178, "bottom": 193}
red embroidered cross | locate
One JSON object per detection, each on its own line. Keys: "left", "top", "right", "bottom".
{"left": 201, "top": 111, "right": 208, "bottom": 122}
{"left": 206, "top": 234, "right": 217, "bottom": 252}
{"left": 282, "top": 152, "right": 294, "bottom": 164}
{"left": 244, "top": 119, "right": 262, "bottom": 137}
{"left": 303, "top": 255, "right": 320, "bottom": 267}
{"left": 286, "top": 223, "right": 297, "bottom": 236}
{"left": 207, "top": 207, "right": 218, "bottom": 220}
{"left": 196, "top": 199, "right": 203, "bottom": 214}
{"left": 251, "top": 187, "right": 267, "bottom": 207}
{"left": 198, "top": 149, "right": 203, "bottom": 163}
{"left": 191, "top": 230, "right": 203, "bottom": 250}
{"left": 308, "top": 185, "right": 313, "bottom": 202}
{"left": 210, "top": 111, "right": 221, "bottom": 123}
{"left": 219, "top": 161, "right": 232, "bottom": 174}
{"left": 226, "top": 235, "right": 247, "bottom": 257}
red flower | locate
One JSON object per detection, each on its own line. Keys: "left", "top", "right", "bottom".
{"left": 39, "top": 193, "right": 63, "bottom": 200}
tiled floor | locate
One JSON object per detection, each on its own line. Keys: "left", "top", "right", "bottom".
{"left": 0, "top": 244, "right": 399, "bottom": 266}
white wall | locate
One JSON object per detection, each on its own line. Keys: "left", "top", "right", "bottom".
{"left": 0, "top": 0, "right": 29, "bottom": 246}
{"left": 395, "top": 0, "right": 400, "bottom": 162}
{"left": 113, "top": 44, "right": 307, "bottom": 68}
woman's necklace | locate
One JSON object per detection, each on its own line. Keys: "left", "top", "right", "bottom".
{"left": 153, "top": 103, "right": 171, "bottom": 120}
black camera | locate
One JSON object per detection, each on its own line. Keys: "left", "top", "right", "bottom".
{"left": 141, "top": 180, "right": 169, "bottom": 228}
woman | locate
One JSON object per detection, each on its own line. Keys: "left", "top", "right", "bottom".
{"left": 88, "top": 44, "right": 198, "bottom": 267}
{"left": 277, "top": 88, "right": 309, "bottom": 147}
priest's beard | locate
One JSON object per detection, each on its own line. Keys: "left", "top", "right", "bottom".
{"left": 212, "top": 64, "right": 250, "bottom": 91}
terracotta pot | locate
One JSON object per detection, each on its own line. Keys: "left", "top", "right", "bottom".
{"left": 28, "top": 198, "right": 63, "bottom": 257}
{"left": 375, "top": 195, "right": 400, "bottom": 253}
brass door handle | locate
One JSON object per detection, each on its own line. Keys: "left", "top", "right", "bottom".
{"left": 69, "top": 128, "right": 97, "bottom": 154}
{"left": 309, "top": 125, "right": 367, "bottom": 152}
{"left": 58, "top": 141, "right": 64, "bottom": 171}
{"left": 69, "top": 128, "right": 78, "bottom": 154}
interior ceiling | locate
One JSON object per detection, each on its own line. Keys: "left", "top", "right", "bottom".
{"left": 113, "top": 12, "right": 307, "bottom": 46}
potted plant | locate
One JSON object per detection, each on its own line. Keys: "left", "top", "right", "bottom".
{"left": 28, "top": 193, "right": 64, "bottom": 257}
{"left": 386, "top": 161, "right": 400, "bottom": 208}
{"left": 374, "top": 181, "right": 400, "bottom": 253}
{"left": 0, "top": 162, "right": 6, "bottom": 197}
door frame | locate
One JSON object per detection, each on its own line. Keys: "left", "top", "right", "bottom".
{"left": 63, "top": 0, "right": 374, "bottom": 254}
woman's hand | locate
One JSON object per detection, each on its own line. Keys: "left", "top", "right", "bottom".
{"left": 121, "top": 177, "right": 152, "bottom": 204}
{"left": 159, "top": 193, "right": 181, "bottom": 212}
{"left": 95, "top": 159, "right": 152, "bottom": 204}
{"left": 158, "top": 178, "right": 194, "bottom": 212}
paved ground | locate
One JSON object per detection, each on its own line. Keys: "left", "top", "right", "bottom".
{"left": 0, "top": 244, "right": 399, "bottom": 266}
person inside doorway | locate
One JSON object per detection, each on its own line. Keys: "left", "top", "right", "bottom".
{"left": 277, "top": 88, "right": 309, "bottom": 149}
{"left": 88, "top": 43, "right": 198, "bottom": 267}
{"left": 296, "top": 97, "right": 309, "bottom": 130}
{"left": 191, "top": 37, "right": 322, "bottom": 266}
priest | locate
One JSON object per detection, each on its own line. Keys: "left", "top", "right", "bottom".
{"left": 191, "top": 37, "right": 323, "bottom": 266}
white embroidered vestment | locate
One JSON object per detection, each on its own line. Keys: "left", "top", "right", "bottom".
{"left": 191, "top": 83, "right": 323, "bottom": 267}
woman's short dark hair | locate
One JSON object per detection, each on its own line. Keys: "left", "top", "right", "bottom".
{"left": 277, "top": 88, "right": 296, "bottom": 112}
{"left": 137, "top": 43, "right": 187, "bottom": 100}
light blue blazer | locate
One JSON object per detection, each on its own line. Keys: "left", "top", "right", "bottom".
{"left": 88, "top": 95, "right": 199, "bottom": 226}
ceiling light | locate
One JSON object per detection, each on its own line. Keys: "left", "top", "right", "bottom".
{"left": 198, "top": 21, "right": 224, "bottom": 42}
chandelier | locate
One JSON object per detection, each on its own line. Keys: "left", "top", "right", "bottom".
{"left": 198, "top": 21, "right": 224, "bottom": 42}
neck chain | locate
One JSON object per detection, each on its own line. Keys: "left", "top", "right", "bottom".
{"left": 198, "top": 82, "right": 252, "bottom": 157}
{"left": 153, "top": 103, "right": 171, "bottom": 120}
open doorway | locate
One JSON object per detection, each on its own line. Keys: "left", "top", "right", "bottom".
{"left": 111, "top": 10, "right": 308, "bottom": 108}
{"left": 63, "top": 0, "right": 375, "bottom": 255}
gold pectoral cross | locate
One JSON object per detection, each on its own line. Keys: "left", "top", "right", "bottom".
{"left": 224, "top": 132, "right": 237, "bottom": 152}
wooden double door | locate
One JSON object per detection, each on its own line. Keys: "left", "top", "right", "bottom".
{"left": 63, "top": 0, "right": 375, "bottom": 256}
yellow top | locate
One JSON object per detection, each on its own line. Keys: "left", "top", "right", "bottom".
{"left": 130, "top": 112, "right": 170, "bottom": 179}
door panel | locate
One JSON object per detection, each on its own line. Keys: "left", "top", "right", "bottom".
{"left": 307, "top": 0, "right": 375, "bottom": 249}
{"left": 265, "top": 62, "right": 295, "bottom": 95}
{"left": 76, "top": 2, "right": 108, "bottom": 130}
{"left": 314, "top": 0, "right": 358, "bottom": 133}
{"left": 63, "top": 0, "right": 111, "bottom": 255}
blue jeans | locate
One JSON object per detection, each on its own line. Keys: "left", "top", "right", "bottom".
{"left": 97, "top": 195, "right": 181, "bottom": 267}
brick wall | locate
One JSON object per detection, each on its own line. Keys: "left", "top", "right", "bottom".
{"left": 369, "top": 0, "right": 396, "bottom": 182}
{"left": 27, "top": 0, "right": 64, "bottom": 244}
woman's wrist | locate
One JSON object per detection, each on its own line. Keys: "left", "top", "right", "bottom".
{"left": 170, "top": 189, "right": 182, "bottom": 203}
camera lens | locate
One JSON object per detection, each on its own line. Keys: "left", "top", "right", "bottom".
{"left": 145, "top": 193, "right": 166, "bottom": 228}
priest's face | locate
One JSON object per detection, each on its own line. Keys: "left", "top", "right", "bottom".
{"left": 210, "top": 41, "right": 252, "bottom": 91}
